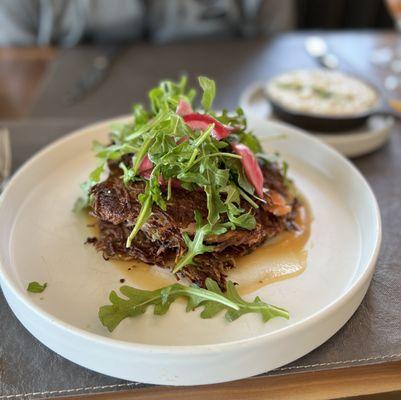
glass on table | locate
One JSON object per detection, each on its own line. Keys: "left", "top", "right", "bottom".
{"left": 371, "top": 0, "right": 401, "bottom": 91}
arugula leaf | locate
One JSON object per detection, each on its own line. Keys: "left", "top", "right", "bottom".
{"left": 149, "top": 77, "right": 195, "bottom": 114}
{"left": 213, "top": 107, "right": 247, "bottom": 131}
{"left": 199, "top": 76, "right": 216, "bottom": 112}
{"left": 224, "top": 158, "right": 250, "bottom": 193}
{"left": 98, "top": 277, "right": 289, "bottom": 332}
{"left": 119, "top": 161, "right": 136, "bottom": 185}
{"left": 221, "top": 184, "right": 240, "bottom": 204}
{"left": 183, "top": 124, "right": 214, "bottom": 171}
{"left": 222, "top": 281, "right": 289, "bottom": 322}
{"left": 173, "top": 211, "right": 215, "bottom": 273}
{"left": 126, "top": 183, "right": 153, "bottom": 247}
{"left": 177, "top": 171, "right": 209, "bottom": 186}
{"left": 227, "top": 203, "right": 256, "bottom": 230}
{"left": 240, "top": 132, "right": 263, "bottom": 154}
{"left": 198, "top": 142, "right": 227, "bottom": 226}
{"left": 204, "top": 182, "right": 226, "bottom": 226}
{"left": 201, "top": 279, "right": 289, "bottom": 322}
{"left": 131, "top": 135, "right": 154, "bottom": 176}
{"left": 110, "top": 122, "right": 137, "bottom": 144}
{"left": 99, "top": 281, "right": 238, "bottom": 332}
{"left": 219, "top": 185, "right": 256, "bottom": 230}
{"left": 132, "top": 104, "right": 149, "bottom": 126}
{"left": 73, "top": 167, "right": 104, "bottom": 213}
{"left": 89, "top": 163, "right": 105, "bottom": 182}
{"left": 72, "top": 196, "right": 89, "bottom": 213}
{"left": 93, "top": 142, "right": 138, "bottom": 161}
{"left": 27, "top": 281, "right": 47, "bottom": 293}
{"left": 213, "top": 168, "right": 230, "bottom": 187}
{"left": 73, "top": 180, "right": 92, "bottom": 212}
{"left": 281, "top": 160, "right": 292, "bottom": 188}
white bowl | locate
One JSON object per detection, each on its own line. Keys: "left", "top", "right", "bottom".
{"left": 0, "top": 117, "right": 381, "bottom": 385}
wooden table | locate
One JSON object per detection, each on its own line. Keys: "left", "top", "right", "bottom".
{"left": 1, "top": 31, "right": 401, "bottom": 399}
{"left": 0, "top": 47, "right": 55, "bottom": 118}
{"left": 73, "top": 363, "right": 401, "bottom": 400}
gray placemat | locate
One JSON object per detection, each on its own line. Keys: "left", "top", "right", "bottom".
{"left": 0, "top": 118, "right": 400, "bottom": 399}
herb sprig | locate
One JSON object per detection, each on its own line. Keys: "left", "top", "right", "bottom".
{"left": 27, "top": 281, "right": 47, "bottom": 293}
{"left": 99, "top": 278, "right": 289, "bottom": 332}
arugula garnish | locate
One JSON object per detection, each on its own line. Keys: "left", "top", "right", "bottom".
{"left": 226, "top": 203, "right": 256, "bottom": 230}
{"left": 173, "top": 211, "right": 218, "bottom": 273}
{"left": 27, "top": 281, "right": 47, "bottom": 293}
{"left": 77, "top": 76, "right": 291, "bottom": 276}
{"left": 99, "top": 278, "right": 289, "bottom": 332}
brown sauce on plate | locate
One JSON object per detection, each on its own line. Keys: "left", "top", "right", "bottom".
{"left": 85, "top": 214, "right": 175, "bottom": 289}
{"left": 230, "top": 202, "right": 312, "bottom": 295}
{"left": 85, "top": 200, "right": 312, "bottom": 294}
{"left": 113, "top": 260, "right": 176, "bottom": 290}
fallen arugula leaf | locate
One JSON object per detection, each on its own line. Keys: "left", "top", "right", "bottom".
{"left": 99, "top": 278, "right": 289, "bottom": 332}
{"left": 27, "top": 281, "right": 47, "bottom": 293}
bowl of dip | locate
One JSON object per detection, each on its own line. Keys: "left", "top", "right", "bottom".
{"left": 265, "top": 69, "right": 381, "bottom": 132}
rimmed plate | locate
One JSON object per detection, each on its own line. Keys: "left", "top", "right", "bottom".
{"left": 240, "top": 81, "right": 394, "bottom": 158}
{"left": 0, "top": 117, "right": 381, "bottom": 385}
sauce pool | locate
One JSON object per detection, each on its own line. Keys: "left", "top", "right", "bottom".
{"left": 86, "top": 199, "right": 312, "bottom": 294}
{"left": 230, "top": 202, "right": 311, "bottom": 295}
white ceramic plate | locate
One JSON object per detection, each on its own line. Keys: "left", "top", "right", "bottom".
{"left": 240, "top": 81, "right": 394, "bottom": 158}
{"left": 0, "top": 117, "right": 381, "bottom": 385}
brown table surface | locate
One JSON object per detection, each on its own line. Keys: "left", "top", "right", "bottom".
{"left": 1, "top": 31, "right": 401, "bottom": 400}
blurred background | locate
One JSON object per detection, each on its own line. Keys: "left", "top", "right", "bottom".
{"left": 0, "top": 0, "right": 395, "bottom": 47}
{"left": 0, "top": 0, "right": 400, "bottom": 120}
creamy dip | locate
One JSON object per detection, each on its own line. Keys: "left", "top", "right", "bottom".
{"left": 266, "top": 69, "right": 378, "bottom": 117}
